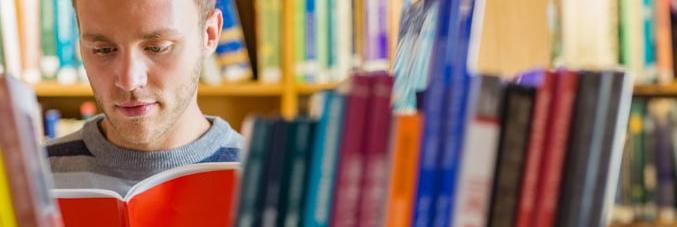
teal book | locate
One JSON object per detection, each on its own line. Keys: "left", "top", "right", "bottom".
{"left": 237, "top": 117, "right": 274, "bottom": 227}
{"left": 303, "top": 90, "right": 346, "bottom": 227}
{"left": 55, "top": 0, "right": 81, "bottom": 83}
{"left": 278, "top": 119, "right": 316, "bottom": 227}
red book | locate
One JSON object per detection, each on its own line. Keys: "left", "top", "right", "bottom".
{"left": 55, "top": 163, "right": 239, "bottom": 227}
{"left": 357, "top": 72, "right": 394, "bottom": 227}
{"left": 330, "top": 74, "right": 373, "bottom": 227}
{"left": 531, "top": 70, "right": 579, "bottom": 227}
{"left": 515, "top": 71, "right": 555, "bottom": 227}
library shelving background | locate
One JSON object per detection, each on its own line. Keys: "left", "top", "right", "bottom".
{"left": 3, "top": 0, "right": 677, "bottom": 226}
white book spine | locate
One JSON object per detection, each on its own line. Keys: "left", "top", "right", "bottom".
{"left": 0, "top": 0, "right": 22, "bottom": 78}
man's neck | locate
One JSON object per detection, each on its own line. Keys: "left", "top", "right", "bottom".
{"left": 101, "top": 104, "right": 211, "bottom": 151}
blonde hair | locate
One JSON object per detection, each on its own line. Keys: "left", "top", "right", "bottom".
{"left": 72, "top": 0, "right": 216, "bottom": 25}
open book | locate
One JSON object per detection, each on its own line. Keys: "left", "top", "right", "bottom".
{"left": 53, "top": 162, "right": 240, "bottom": 227}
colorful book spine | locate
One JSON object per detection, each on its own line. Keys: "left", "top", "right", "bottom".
{"left": 515, "top": 70, "right": 554, "bottom": 227}
{"left": 0, "top": 150, "right": 18, "bottom": 227}
{"left": 40, "top": 0, "right": 59, "bottom": 78}
{"left": 357, "top": 73, "right": 393, "bottom": 227}
{"left": 55, "top": 0, "right": 81, "bottom": 84}
{"left": 330, "top": 75, "right": 372, "bottom": 227}
{"left": 352, "top": 0, "right": 365, "bottom": 68}
{"left": 642, "top": 0, "right": 658, "bottom": 83}
{"left": 261, "top": 120, "right": 289, "bottom": 227}
{"left": 363, "top": 0, "right": 389, "bottom": 71}
{"left": 620, "top": 0, "right": 645, "bottom": 83}
{"left": 488, "top": 84, "right": 535, "bottom": 227}
{"left": 294, "top": 0, "right": 306, "bottom": 83}
{"left": 383, "top": 113, "right": 423, "bottom": 227}
{"left": 312, "top": 0, "right": 329, "bottom": 83}
{"left": 413, "top": 0, "right": 454, "bottom": 225}
{"left": 278, "top": 119, "right": 315, "bottom": 227}
{"left": 236, "top": 118, "right": 274, "bottom": 227}
{"left": 305, "top": 0, "right": 318, "bottom": 82}
{"left": 17, "top": 0, "right": 42, "bottom": 83}
{"left": 215, "top": 0, "right": 253, "bottom": 82}
{"left": 436, "top": 0, "right": 476, "bottom": 225}
{"left": 452, "top": 75, "right": 503, "bottom": 227}
{"left": 256, "top": 0, "right": 282, "bottom": 83}
{"left": 655, "top": 0, "right": 674, "bottom": 84}
{"left": 331, "top": 0, "right": 352, "bottom": 82}
{"left": 532, "top": 70, "right": 578, "bottom": 227}
{"left": 591, "top": 72, "right": 632, "bottom": 227}
{"left": 304, "top": 91, "right": 346, "bottom": 227}
{"left": 628, "top": 100, "right": 647, "bottom": 219}
{"left": 0, "top": 0, "right": 22, "bottom": 78}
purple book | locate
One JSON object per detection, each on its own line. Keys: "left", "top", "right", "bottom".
{"left": 364, "top": 0, "right": 389, "bottom": 68}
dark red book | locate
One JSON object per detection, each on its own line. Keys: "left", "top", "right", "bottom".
{"left": 330, "top": 74, "right": 373, "bottom": 227}
{"left": 357, "top": 72, "right": 394, "bottom": 227}
{"left": 532, "top": 70, "right": 579, "bottom": 227}
{"left": 514, "top": 70, "right": 555, "bottom": 227}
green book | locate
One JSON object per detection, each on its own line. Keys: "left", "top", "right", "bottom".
{"left": 314, "top": 0, "right": 329, "bottom": 83}
{"left": 294, "top": 0, "right": 306, "bottom": 83}
{"left": 40, "top": 0, "right": 58, "bottom": 79}
{"left": 256, "top": 0, "right": 282, "bottom": 83}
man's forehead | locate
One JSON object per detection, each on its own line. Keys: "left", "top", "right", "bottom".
{"left": 81, "top": 29, "right": 183, "bottom": 43}
{"left": 76, "top": 0, "right": 195, "bottom": 42}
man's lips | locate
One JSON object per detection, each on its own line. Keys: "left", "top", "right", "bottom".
{"left": 115, "top": 102, "right": 158, "bottom": 117}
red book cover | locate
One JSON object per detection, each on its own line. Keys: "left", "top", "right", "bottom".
{"left": 55, "top": 163, "right": 239, "bottom": 227}
{"left": 330, "top": 74, "right": 373, "bottom": 227}
{"left": 357, "top": 72, "right": 393, "bottom": 227}
{"left": 515, "top": 71, "right": 555, "bottom": 227}
{"left": 531, "top": 70, "right": 579, "bottom": 227}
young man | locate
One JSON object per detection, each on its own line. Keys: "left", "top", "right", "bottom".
{"left": 47, "top": 0, "right": 243, "bottom": 195}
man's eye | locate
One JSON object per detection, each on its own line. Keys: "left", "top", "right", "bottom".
{"left": 93, "top": 47, "right": 117, "bottom": 55}
{"left": 145, "top": 45, "right": 170, "bottom": 54}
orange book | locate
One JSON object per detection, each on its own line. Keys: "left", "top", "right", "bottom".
{"left": 656, "top": 0, "right": 674, "bottom": 84}
{"left": 54, "top": 163, "right": 240, "bottom": 227}
{"left": 383, "top": 113, "right": 423, "bottom": 227}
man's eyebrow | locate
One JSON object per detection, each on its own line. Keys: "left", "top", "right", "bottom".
{"left": 82, "top": 34, "right": 112, "bottom": 42}
{"left": 142, "top": 29, "right": 182, "bottom": 40}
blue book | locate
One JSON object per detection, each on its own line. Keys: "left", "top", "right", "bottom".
{"left": 412, "top": 0, "right": 455, "bottom": 226}
{"left": 214, "top": 0, "right": 252, "bottom": 82}
{"left": 305, "top": 0, "right": 317, "bottom": 82}
{"left": 434, "top": 0, "right": 477, "bottom": 226}
{"left": 303, "top": 91, "right": 346, "bottom": 227}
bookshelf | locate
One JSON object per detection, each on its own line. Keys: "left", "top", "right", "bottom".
{"left": 633, "top": 84, "right": 677, "bottom": 97}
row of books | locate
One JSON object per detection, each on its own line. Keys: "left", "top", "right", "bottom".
{"left": 0, "top": 0, "right": 252, "bottom": 85}
{"left": 235, "top": 0, "right": 406, "bottom": 84}
{"left": 556, "top": 0, "right": 677, "bottom": 85}
{"left": 613, "top": 98, "right": 677, "bottom": 224}
{"left": 237, "top": 67, "right": 633, "bottom": 227}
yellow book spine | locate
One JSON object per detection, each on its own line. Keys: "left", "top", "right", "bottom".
{"left": 0, "top": 149, "right": 18, "bottom": 227}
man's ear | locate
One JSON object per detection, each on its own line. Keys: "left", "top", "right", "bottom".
{"left": 203, "top": 9, "right": 223, "bottom": 56}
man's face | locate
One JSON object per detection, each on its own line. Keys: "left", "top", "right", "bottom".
{"left": 77, "top": 0, "right": 205, "bottom": 146}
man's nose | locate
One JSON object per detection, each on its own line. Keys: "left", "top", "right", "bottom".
{"left": 115, "top": 49, "right": 148, "bottom": 92}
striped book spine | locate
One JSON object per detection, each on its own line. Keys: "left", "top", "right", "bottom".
{"left": 215, "top": 0, "right": 252, "bottom": 82}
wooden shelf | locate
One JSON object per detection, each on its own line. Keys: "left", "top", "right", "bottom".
{"left": 634, "top": 84, "right": 677, "bottom": 97}
{"left": 296, "top": 82, "right": 339, "bottom": 95}
{"left": 33, "top": 81, "right": 339, "bottom": 97}
{"left": 33, "top": 82, "right": 285, "bottom": 97}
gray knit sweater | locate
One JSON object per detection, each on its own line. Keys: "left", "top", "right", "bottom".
{"left": 46, "top": 115, "right": 243, "bottom": 196}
